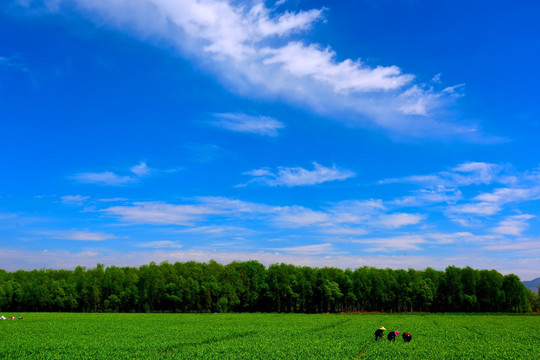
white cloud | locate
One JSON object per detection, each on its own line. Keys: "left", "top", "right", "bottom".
{"left": 374, "top": 213, "right": 424, "bottom": 228}
{"left": 270, "top": 243, "right": 334, "bottom": 255}
{"left": 483, "top": 240, "right": 540, "bottom": 254}
{"left": 327, "top": 199, "right": 422, "bottom": 229}
{"left": 390, "top": 186, "right": 462, "bottom": 207}
{"left": 273, "top": 206, "right": 330, "bottom": 227}
{"left": 104, "top": 197, "right": 273, "bottom": 226}
{"left": 72, "top": 171, "right": 136, "bottom": 186}
{"left": 137, "top": 240, "right": 183, "bottom": 249}
{"left": 61, "top": 195, "right": 89, "bottom": 204}
{"left": 0, "top": 54, "right": 29, "bottom": 73}
{"left": 320, "top": 226, "right": 368, "bottom": 236}
{"left": 381, "top": 161, "right": 503, "bottom": 187}
{"left": 448, "top": 186, "right": 540, "bottom": 218}
{"left": 72, "top": 162, "right": 157, "bottom": 185}
{"left": 98, "top": 197, "right": 128, "bottom": 202}
{"left": 442, "top": 83, "right": 465, "bottom": 97}
{"left": 20, "top": 0, "right": 477, "bottom": 139}
{"left": 352, "top": 235, "right": 427, "bottom": 252}
{"left": 398, "top": 85, "right": 434, "bottom": 115}
{"left": 448, "top": 202, "right": 502, "bottom": 216}
{"left": 492, "top": 214, "right": 535, "bottom": 236}
{"left": 196, "top": 196, "right": 272, "bottom": 214}
{"left": 43, "top": 230, "right": 117, "bottom": 241}
{"left": 212, "top": 113, "right": 284, "bottom": 136}
{"left": 103, "top": 201, "right": 220, "bottom": 226}
{"left": 253, "top": 5, "right": 324, "bottom": 38}
{"left": 177, "top": 225, "right": 254, "bottom": 236}
{"left": 474, "top": 187, "right": 540, "bottom": 204}
{"left": 262, "top": 41, "right": 413, "bottom": 93}
{"left": 130, "top": 162, "right": 151, "bottom": 176}
{"left": 426, "top": 232, "right": 499, "bottom": 244}
{"left": 452, "top": 162, "right": 501, "bottom": 184}
{"left": 99, "top": 195, "right": 420, "bottom": 233}
{"left": 244, "top": 162, "right": 355, "bottom": 187}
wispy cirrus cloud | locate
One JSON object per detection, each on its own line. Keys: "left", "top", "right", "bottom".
{"left": 390, "top": 186, "right": 462, "bottom": 207}
{"left": 483, "top": 239, "right": 540, "bottom": 255}
{"left": 269, "top": 243, "right": 335, "bottom": 255}
{"left": 242, "top": 162, "right": 355, "bottom": 187}
{"left": 375, "top": 213, "right": 425, "bottom": 229}
{"left": 137, "top": 240, "right": 183, "bottom": 249}
{"left": 61, "top": 195, "right": 89, "bottom": 204}
{"left": 72, "top": 171, "right": 137, "bottom": 186}
{"left": 101, "top": 195, "right": 423, "bottom": 234}
{"left": 72, "top": 161, "right": 153, "bottom": 186}
{"left": 103, "top": 201, "right": 221, "bottom": 226}
{"left": 492, "top": 214, "right": 535, "bottom": 236}
{"left": 448, "top": 186, "right": 540, "bottom": 218}
{"left": 176, "top": 225, "right": 254, "bottom": 236}
{"left": 378, "top": 162, "right": 540, "bottom": 231}
{"left": 43, "top": 230, "right": 117, "bottom": 241}
{"left": 0, "top": 54, "right": 30, "bottom": 73}
{"left": 17, "top": 0, "right": 479, "bottom": 139}
{"left": 327, "top": 200, "right": 422, "bottom": 229}
{"left": 352, "top": 235, "right": 427, "bottom": 252}
{"left": 351, "top": 231, "right": 502, "bottom": 253}
{"left": 211, "top": 113, "right": 284, "bottom": 136}
{"left": 380, "top": 161, "right": 504, "bottom": 187}
{"left": 272, "top": 205, "right": 330, "bottom": 227}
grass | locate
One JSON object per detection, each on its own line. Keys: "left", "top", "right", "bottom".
{"left": 1, "top": 313, "right": 538, "bottom": 359}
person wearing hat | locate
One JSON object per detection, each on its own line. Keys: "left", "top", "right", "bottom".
{"left": 374, "top": 327, "right": 386, "bottom": 341}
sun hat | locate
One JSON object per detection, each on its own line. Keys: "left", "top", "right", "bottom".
{"left": 379, "top": 327, "right": 386, "bottom": 330}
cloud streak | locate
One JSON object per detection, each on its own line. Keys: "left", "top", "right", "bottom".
{"left": 72, "top": 162, "right": 153, "bottom": 186}
{"left": 492, "top": 214, "right": 535, "bottom": 236}
{"left": 43, "top": 230, "right": 117, "bottom": 241}
{"left": 380, "top": 161, "right": 504, "bottom": 187}
{"left": 211, "top": 113, "right": 284, "bottom": 136}
{"left": 20, "top": 0, "right": 478, "bottom": 139}
{"left": 243, "top": 162, "right": 355, "bottom": 187}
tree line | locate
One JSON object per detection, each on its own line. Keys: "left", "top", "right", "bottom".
{"left": 0, "top": 261, "right": 537, "bottom": 313}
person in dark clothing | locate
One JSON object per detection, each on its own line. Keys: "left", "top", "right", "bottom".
{"left": 402, "top": 332, "right": 412, "bottom": 342}
{"left": 387, "top": 331, "right": 399, "bottom": 341}
{"left": 374, "top": 327, "right": 386, "bottom": 341}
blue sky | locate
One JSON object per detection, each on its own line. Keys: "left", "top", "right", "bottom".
{"left": 1, "top": 0, "right": 539, "bottom": 280}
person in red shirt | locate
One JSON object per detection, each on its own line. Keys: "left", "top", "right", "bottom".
{"left": 402, "top": 332, "right": 412, "bottom": 342}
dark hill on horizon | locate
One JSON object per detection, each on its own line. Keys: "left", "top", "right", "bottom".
{"left": 523, "top": 277, "right": 540, "bottom": 293}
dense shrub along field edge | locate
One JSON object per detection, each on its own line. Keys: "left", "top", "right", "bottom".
{"left": 0, "top": 261, "right": 537, "bottom": 313}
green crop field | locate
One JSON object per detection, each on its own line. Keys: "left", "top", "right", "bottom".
{"left": 1, "top": 313, "right": 538, "bottom": 359}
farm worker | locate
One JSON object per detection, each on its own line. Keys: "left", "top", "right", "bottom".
{"left": 402, "top": 332, "right": 412, "bottom": 342}
{"left": 374, "top": 326, "right": 386, "bottom": 341}
{"left": 18, "top": 316, "right": 23, "bottom": 320}
{"left": 387, "top": 331, "right": 399, "bottom": 341}
{"left": 0, "top": 316, "right": 5, "bottom": 320}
